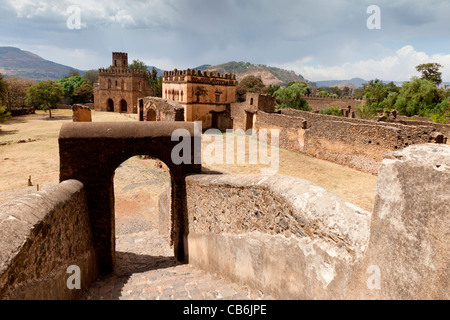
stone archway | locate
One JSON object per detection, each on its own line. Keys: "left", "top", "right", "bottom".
{"left": 59, "top": 122, "right": 201, "bottom": 275}
{"left": 120, "top": 99, "right": 128, "bottom": 113}
{"left": 147, "top": 109, "right": 157, "bottom": 121}
{"left": 107, "top": 99, "right": 114, "bottom": 112}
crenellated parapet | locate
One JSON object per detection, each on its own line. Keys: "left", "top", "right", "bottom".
{"left": 98, "top": 68, "right": 148, "bottom": 77}
{"left": 163, "top": 68, "right": 236, "bottom": 86}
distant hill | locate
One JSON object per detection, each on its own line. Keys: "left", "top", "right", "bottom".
{"left": 316, "top": 78, "right": 412, "bottom": 88}
{"left": 193, "top": 64, "right": 212, "bottom": 71}
{"left": 315, "top": 78, "right": 368, "bottom": 88}
{"left": 0, "top": 46, "right": 84, "bottom": 81}
{"left": 202, "top": 61, "right": 312, "bottom": 87}
{"left": 146, "top": 65, "right": 165, "bottom": 78}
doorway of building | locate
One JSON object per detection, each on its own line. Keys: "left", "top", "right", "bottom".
{"left": 120, "top": 99, "right": 128, "bottom": 113}
{"left": 245, "top": 112, "right": 254, "bottom": 135}
{"left": 147, "top": 109, "right": 157, "bottom": 121}
{"left": 107, "top": 99, "right": 114, "bottom": 112}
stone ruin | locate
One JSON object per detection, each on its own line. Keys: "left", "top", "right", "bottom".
{"left": 72, "top": 104, "right": 92, "bottom": 122}
{"left": 0, "top": 121, "right": 447, "bottom": 300}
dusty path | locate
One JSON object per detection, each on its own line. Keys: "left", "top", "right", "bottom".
{"left": 81, "top": 157, "right": 273, "bottom": 300}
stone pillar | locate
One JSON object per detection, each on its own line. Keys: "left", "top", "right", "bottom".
{"left": 355, "top": 144, "right": 449, "bottom": 299}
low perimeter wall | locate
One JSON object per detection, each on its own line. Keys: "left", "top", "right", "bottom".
{"left": 0, "top": 180, "right": 97, "bottom": 300}
{"left": 162, "top": 143, "right": 448, "bottom": 299}
{"left": 184, "top": 174, "right": 371, "bottom": 299}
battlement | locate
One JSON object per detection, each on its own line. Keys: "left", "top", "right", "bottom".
{"left": 98, "top": 68, "right": 147, "bottom": 77}
{"left": 303, "top": 94, "right": 364, "bottom": 101}
{"left": 112, "top": 52, "right": 128, "bottom": 59}
{"left": 163, "top": 68, "right": 236, "bottom": 85}
{"left": 111, "top": 52, "right": 128, "bottom": 69}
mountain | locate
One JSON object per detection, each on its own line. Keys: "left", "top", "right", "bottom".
{"left": 146, "top": 65, "right": 165, "bottom": 78}
{"left": 202, "top": 61, "right": 312, "bottom": 87}
{"left": 0, "top": 47, "right": 84, "bottom": 81}
{"left": 315, "top": 78, "right": 413, "bottom": 88}
{"left": 315, "top": 78, "right": 368, "bottom": 88}
{"left": 193, "top": 64, "right": 212, "bottom": 71}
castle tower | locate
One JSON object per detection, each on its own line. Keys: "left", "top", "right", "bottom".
{"left": 93, "top": 52, "right": 154, "bottom": 113}
{"left": 112, "top": 52, "right": 128, "bottom": 71}
{"left": 162, "top": 69, "right": 236, "bottom": 129}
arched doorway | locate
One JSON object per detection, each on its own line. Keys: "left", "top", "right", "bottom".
{"left": 120, "top": 99, "right": 128, "bottom": 113}
{"left": 107, "top": 99, "right": 114, "bottom": 112}
{"left": 59, "top": 122, "right": 201, "bottom": 275}
{"left": 147, "top": 109, "right": 156, "bottom": 121}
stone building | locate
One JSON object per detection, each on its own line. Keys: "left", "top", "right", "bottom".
{"left": 162, "top": 69, "right": 236, "bottom": 129}
{"left": 94, "top": 52, "right": 154, "bottom": 113}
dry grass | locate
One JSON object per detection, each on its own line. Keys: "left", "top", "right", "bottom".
{"left": 0, "top": 110, "right": 377, "bottom": 211}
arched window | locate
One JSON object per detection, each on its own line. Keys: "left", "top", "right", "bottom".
{"left": 107, "top": 79, "right": 111, "bottom": 89}
{"left": 115, "top": 80, "right": 118, "bottom": 87}
{"left": 121, "top": 80, "right": 124, "bottom": 90}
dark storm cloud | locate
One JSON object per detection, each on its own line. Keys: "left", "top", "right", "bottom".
{"left": 0, "top": 0, "right": 449, "bottom": 80}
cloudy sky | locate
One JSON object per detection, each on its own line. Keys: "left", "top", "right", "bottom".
{"left": 0, "top": 0, "right": 449, "bottom": 82}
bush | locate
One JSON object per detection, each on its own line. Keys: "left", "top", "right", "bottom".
{"left": 319, "top": 106, "right": 343, "bottom": 117}
{"left": 0, "top": 105, "right": 11, "bottom": 122}
{"left": 273, "top": 82, "right": 311, "bottom": 111}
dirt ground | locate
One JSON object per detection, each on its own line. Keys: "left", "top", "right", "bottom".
{"left": 0, "top": 109, "right": 377, "bottom": 217}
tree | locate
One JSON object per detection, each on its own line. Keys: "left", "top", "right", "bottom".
{"left": 0, "top": 73, "right": 6, "bottom": 101}
{"left": 0, "top": 106, "right": 10, "bottom": 123}
{"left": 362, "top": 79, "right": 399, "bottom": 113}
{"left": 129, "top": 59, "right": 147, "bottom": 72}
{"left": 57, "top": 76, "right": 87, "bottom": 104}
{"left": 2, "top": 78, "right": 34, "bottom": 111}
{"left": 393, "top": 77, "right": 441, "bottom": 117}
{"left": 267, "top": 85, "right": 280, "bottom": 96}
{"left": 235, "top": 75, "right": 266, "bottom": 102}
{"left": 26, "top": 80, "right": 64, "bottom": 118}
{"left": 148, "top": 67, "right": 162, "bottom": 97}
{"left": 73, "top": 83, "right": 94, "bottom": 103}
{"left": 83, "top": 69, "right": 99, "bottom": 85}
{"left": 67, "top": 70, "right": 80, "bottom": 77}
{"left": 416, "top": 63, "right": 443, "bottom": 86}
{"left": 273, "top": 82, "right": 311, "bottom": 111}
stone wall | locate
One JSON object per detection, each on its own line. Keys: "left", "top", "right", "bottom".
{"left": 158, "top": 144, "right": 448, "bottom": 299}
{"left": 184, "top": 174, "right": 372, "bottom": 299}
{"left": 140, "top": 97, "right": 185, "bottom": 122}
{"left": 0, "top": 180, "right": 97, "bottom": 300}
{"left": 72, "top": 104, "right": 92, "bottom": 122}
{"left": 353, "top": 144, "right": 449, "bottom": 300}
{"left": 302, "top": 95, "right": 364, "bottom": 112}
{"left": 232, "top": 102, "right": 445, "bottom": 174}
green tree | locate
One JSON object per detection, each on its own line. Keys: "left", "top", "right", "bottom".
{"left": 236, "top": 75, "right": 266, "bottom": 102}
{"left": 26, "top": 80, "right": 64, "bottom": 118}
{"left": 57, "top": 76, "right": 87, "bottom": 104}
{"left": 362, "top": 79, "right": 399, "bottom": 113}
{"left": 416, "top": 63, "right": 443, "bottom": 87}
{"left": 129, "top": 59, "right": 147, "bottom": 72}
{"left": 273, "top": 82, "right": 311, "bottom": 111}
{"left": 73, "top": 83, "right": 94, "bottom": 103}
{"left": 0, "top": 105, "right": 10, "bottom": 123}
{"left": 393, "top": 77, "right": 441, "bottom": 117}
{"left": 149, "top": 67, "right": 162, "bottom": 97}
{"left": 83, "top": 69, "right": 99, "bottom": 85}
{"left": 267, "top": 85, "right": 280, "bottom": 96}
